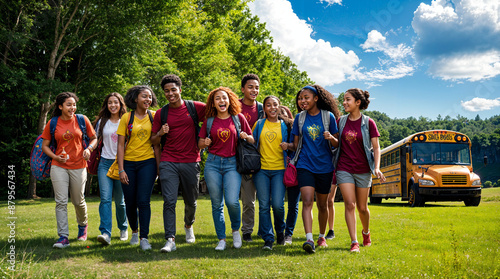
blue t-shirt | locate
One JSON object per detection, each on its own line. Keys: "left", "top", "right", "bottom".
{"left": 292, "top": 111, "right": 338, "bottom": 173}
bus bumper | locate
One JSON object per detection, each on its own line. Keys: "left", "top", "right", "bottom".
{"left": 419, "top": 187, "right": 481, "bottom": 201}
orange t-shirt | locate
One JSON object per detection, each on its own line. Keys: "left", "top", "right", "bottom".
{"left": 41, "top": 115, "right": 96, "bottom": 170}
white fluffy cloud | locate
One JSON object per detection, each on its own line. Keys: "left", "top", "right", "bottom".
{"left": 248, "top": 0, "right": 360, "bottom": 86}
{"left": 360, "top": 30, "right": 414, "bottom": 81}
{"left": 412, "top": 0, "right": 500, "bottom": 81}
{"left": 319, "top": 0, "right": 342, "bottom": 6}
{"left": 461, "top": 97, "right": 500, "bottom": 112}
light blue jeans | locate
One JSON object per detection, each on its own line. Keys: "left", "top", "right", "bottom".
{"left": 98, "top": 158, "right": 128, "bottom": 236}
{"left": 204, "top": 153, "right": 241, "bottom": 240}
{"left": 253, "top": 169, "right": 286, "bottom": 242}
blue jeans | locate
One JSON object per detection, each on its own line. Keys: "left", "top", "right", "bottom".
{"left": 204, "top": 153, "right": 241, "bottom": 240}
{"left": 285, "top": 186, "right": 301, "bottom": 237}
{"left": 121, "top": 158, "right": 156, "bottom": 239}
{"left": 253, "top": 169, "right": 286, "bottom": 242}
{"left": 98, "top": 158, "right": 128, "bottom": 236}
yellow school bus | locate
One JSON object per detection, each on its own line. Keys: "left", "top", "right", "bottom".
{"left": 370, "top": 130, "right": 481, "bottom": 207}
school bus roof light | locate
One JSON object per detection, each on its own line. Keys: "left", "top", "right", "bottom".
{"left": 414, "top": 136, "right": 418, "bottom": 141}
{"left": 457, "top": 136, "right": 462, "bottom": 141}
{"left": 419, "top": 135, "right": 424, "bottom": 141}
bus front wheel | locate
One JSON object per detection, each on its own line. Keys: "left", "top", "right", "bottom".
{"left": 464, "top": 196, "right": 481, "bottom": 207}
{"left": 370, "top": 197, "right": 382, "bottom": 204}
{"left": 409, "top": 183, "right": 425, "bottom": 207}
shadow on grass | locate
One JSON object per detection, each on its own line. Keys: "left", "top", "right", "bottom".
{"left": 369, "top": 202, "right": 462, "bottom": 208}
{"left": 4, "top": 232, "right": 344, "bottom": 264}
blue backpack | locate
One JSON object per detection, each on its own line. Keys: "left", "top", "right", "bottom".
{"left": 30, "top": 114, "right": 90, "bottom": 181}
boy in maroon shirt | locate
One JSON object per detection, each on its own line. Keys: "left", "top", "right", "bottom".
{"left": 151, "top": 74, "right": 206, "bottom": 253}
{"left": 238, "top": 74, "right": 264, "bottom": 242}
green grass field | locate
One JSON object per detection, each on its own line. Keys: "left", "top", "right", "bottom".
{"left": 2, "top": 188, "right": 500, "bottom": 278}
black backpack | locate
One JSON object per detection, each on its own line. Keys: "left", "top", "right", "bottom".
{"left": 206, "top": 115, "right": 261, "bottom": 175}
{"left": 160, "top": 100, "right": 200, "bottom": 148}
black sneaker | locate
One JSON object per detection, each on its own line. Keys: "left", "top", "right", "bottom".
{"left": 276, "top": 232, "right": 285, "bottom": 245}
{"left": 326, "top": 229, "right": 335, "bottom": 239}
{"left": 243, "top": 233, "right": 253, "bottom": 242}
{"left": 303, "top": 240, "right": 315, "bottom": 254}
{"left": 263, "top": 241, "right": 273, "bottom": 250}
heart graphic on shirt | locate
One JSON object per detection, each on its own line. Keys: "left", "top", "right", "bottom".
{"left": 244, "top": 112, "right": 251, "bottom": 122}
{"left": 265, "top": 131, "right": 277, "bottom": 143}
{"left": 218, "top": 128, "right": 231, "bottom": 142}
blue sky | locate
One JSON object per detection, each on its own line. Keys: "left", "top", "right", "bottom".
{"left": 249, "top": 0, "right": 500, "bottom": 120}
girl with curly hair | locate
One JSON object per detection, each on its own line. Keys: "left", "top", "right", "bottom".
{"left": 290, "top": 84, "right": 340, "bottom": 254}
{"left": 198, "top": 86, "right": 254, "bottom": 251}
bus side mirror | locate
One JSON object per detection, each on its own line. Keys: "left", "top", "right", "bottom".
{"left": 484, "top": 155, "right": 488, "bottom": 165}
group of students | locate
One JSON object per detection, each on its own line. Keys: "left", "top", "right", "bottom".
{"left": 41, "top": 73, "right": 385, "bottom": 254}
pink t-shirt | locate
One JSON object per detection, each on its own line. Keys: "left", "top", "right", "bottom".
{"left": 337, "top": 117, "right": 380, "bottom": 174}
{"left": 239, "top": 99, "right": 259, "bottom": 128}
{"left": 199, "top": 113, "right": 252, "bottom": 158}
{"left": 151, "top": 101, "right": 206, "bottom": 163}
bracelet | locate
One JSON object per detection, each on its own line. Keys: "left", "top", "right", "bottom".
{"left": 119, "top": 170, "right": 125, "bottom": 174}
{"left": 88, "top": 144, "right": 94, "bottom": 151}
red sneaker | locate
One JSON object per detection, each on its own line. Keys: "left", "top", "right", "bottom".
{"left": 362, "top": 231, "right": 371, "bottom": 247}
{"left": 350, "top": 242, "right": 360, "bottom": 252}
{"left": 317, "top": 237, "right": 328, "bottom": 247}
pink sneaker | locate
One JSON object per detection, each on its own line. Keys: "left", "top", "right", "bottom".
{"left": 317, "top": 237, "right": 328, "bottom": 247}
{"left": 350, "top": 242, "right": 360, "bottom": 252}
{"left": 362, "top": 231, "right": 371, "bottom": 247}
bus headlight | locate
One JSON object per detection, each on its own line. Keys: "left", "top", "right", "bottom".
{"left": 472, "top": 179, "right": 481, "bottom": 186}
{"left": 419, "top": 179, "right": 435, "bottom": 186}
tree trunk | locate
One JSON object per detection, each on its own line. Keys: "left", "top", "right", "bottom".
{"left": 27, "top": 175, "right": 38, "bottom": 199}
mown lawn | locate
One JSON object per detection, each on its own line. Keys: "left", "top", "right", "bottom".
{"left": 1, "top": 188, "right": 500, "bottom": 278}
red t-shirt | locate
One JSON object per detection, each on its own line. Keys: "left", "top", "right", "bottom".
{"left": 239, "top": 99, "right": 259, "bottom": 128}
{"left": 151, "top": 101, "right": 206, "bottom": 163}
{"left": 337, "top": 117, "right": 380, "bottom": 174}
{"left": 41, "top": 115, "right": 96, "bottom": 170}
{"left": 199, "top": 113, "right": 252, "bottom": 158}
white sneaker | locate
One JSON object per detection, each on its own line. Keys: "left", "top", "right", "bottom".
{"left": 185, "top": 226, "right": 195, "bottom": 244}
{"left": 140, "top": 238, "right": 152, "bottom": 251}
{"left": 215, "top": 240, "right": 226, "bottom": 251}
{"left": 284, "top": 235, "right": 293, "bottom": 245}
{"left": 161, "top": 238, "right": 176, "bottom": 253}
{"left": 97, "top": 234, "right": 111, "bottom": 245}
{"left": 120, "top": 230, "right": 128, "bottom": 241}
{"left": 130, "top": 233, "right": 139, "bottom": 245}
{"left": 232, "top": 231, "right": 242, "bottom": 249}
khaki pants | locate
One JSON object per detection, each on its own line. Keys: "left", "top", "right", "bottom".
{"left": 50, "top": 165, "right": 88, "bottom": 238}
{"left": 240, "top": 175, "right": 256, "bottom": 235}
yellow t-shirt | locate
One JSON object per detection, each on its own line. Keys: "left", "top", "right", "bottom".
{"left": 117, "top": 111, "right": 155, "bottom": 161}
{"left": 255, "top": 120, "right": 284, "bottom": 170}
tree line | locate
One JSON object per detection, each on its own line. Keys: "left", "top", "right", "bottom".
{"left": 1, "top": 0, "right": 498, "bottom": 198}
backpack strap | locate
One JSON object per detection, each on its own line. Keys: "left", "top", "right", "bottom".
{"left": 206, "top": 117, "right": 215, "bottom": 139}
{"left": 160, "top": 104, "right": 169, "bottom": 147}
{"left": 320, "top": 110, "right": 332, "bottom": 151}
{"left": 231, "top": 114, "right": 241, "bottom": 139}
{"left": 185, "top": 100, "right": 201, "bottom": 143}
{"left": 147, "top": 110, "right": 153, "bottom": 124}
{"left": 76, "top": 114, "right": 89, "bottom": 148}
{"left": 290, "top": 111, "right": 307, "bottom": 165}
{"left": 253, "top": 118, "right": 266, "bottom": 148}
{"left": 49, "top": 116, "right": 58, "bottom": 149}
{"left": 127, "top": 111, "right": 134, "bottom": 142}
{"left": 257, "top": 101, "right": 264, "bottom": 119}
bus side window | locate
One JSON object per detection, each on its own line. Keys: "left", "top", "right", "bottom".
{"left": 396, "top": 150, "right": 400, "bottom": 163}
{"left": 391, "top": 152, "right": 395, "bottom": 165}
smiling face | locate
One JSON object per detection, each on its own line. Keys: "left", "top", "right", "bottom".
{"left": 343, "top": 92, "right": 361, "bottom": 113}
{"left": 298, "top": 89, "right": 318, "bottom": 112}
{"left": 59, "top": 97, "right": 77, "bottom": 119}
{"left": 107, "top": 96, "right": 120, "bottom": 116}
{"left": 241, "top": 79, "right": 259, "bottom": 102}
{"left": 213, "top": 90, "right": 230, "bottom": 114}
{"left": 163, "top": 82, "right": 182, "bottom": 106}
{"left": 135, "top": 89, "right": 152, "bottom": 110}
{"left": 264, "top": 97, "right": 280, "bottom": 121}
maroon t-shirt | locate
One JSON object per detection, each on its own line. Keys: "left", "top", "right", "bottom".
{"left": 199, "top": 113, "right": 252, "bottom": 158}
{"left": 337, "top": 117, "right": 380, "bottom": 174}
{"left": 152, "top": 101, "right": 206, "bottom": 163}
{"left": 239, "top": 99, "right": 259, "bottom": 128}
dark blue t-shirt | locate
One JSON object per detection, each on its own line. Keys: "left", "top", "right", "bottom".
{"left": 292, "top": 111, "right": 338, "bottom": 173}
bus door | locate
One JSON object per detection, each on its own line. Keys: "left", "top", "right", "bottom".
{"left": 400, "top": 145, "right": 408, "bottom": 198}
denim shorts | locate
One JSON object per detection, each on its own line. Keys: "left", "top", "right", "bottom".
{"left": 336, "top": 170, "right": 372, "bottom": 188}
{"left": 297, "top": 168, "right": 333, "bottom": 195}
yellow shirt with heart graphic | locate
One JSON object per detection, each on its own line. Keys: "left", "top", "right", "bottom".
{"left": 255, "top": 120, "right": 284, "bottom": 170}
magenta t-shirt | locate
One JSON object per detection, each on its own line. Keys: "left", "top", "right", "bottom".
{"left": 199, "top": 113, "right": 252, "bottom": 158}
{"left": 239, "top": 99, "right": 259, "bottom": 128}
{"left": 151, "top": 101, "right": 206, "bottom": 163}
{"left": 337, "top": 117, "right": 380, "bottom": 174}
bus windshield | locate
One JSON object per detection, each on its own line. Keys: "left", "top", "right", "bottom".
{"left": 412, "top": 143, "right": 471, "bottom": 165}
